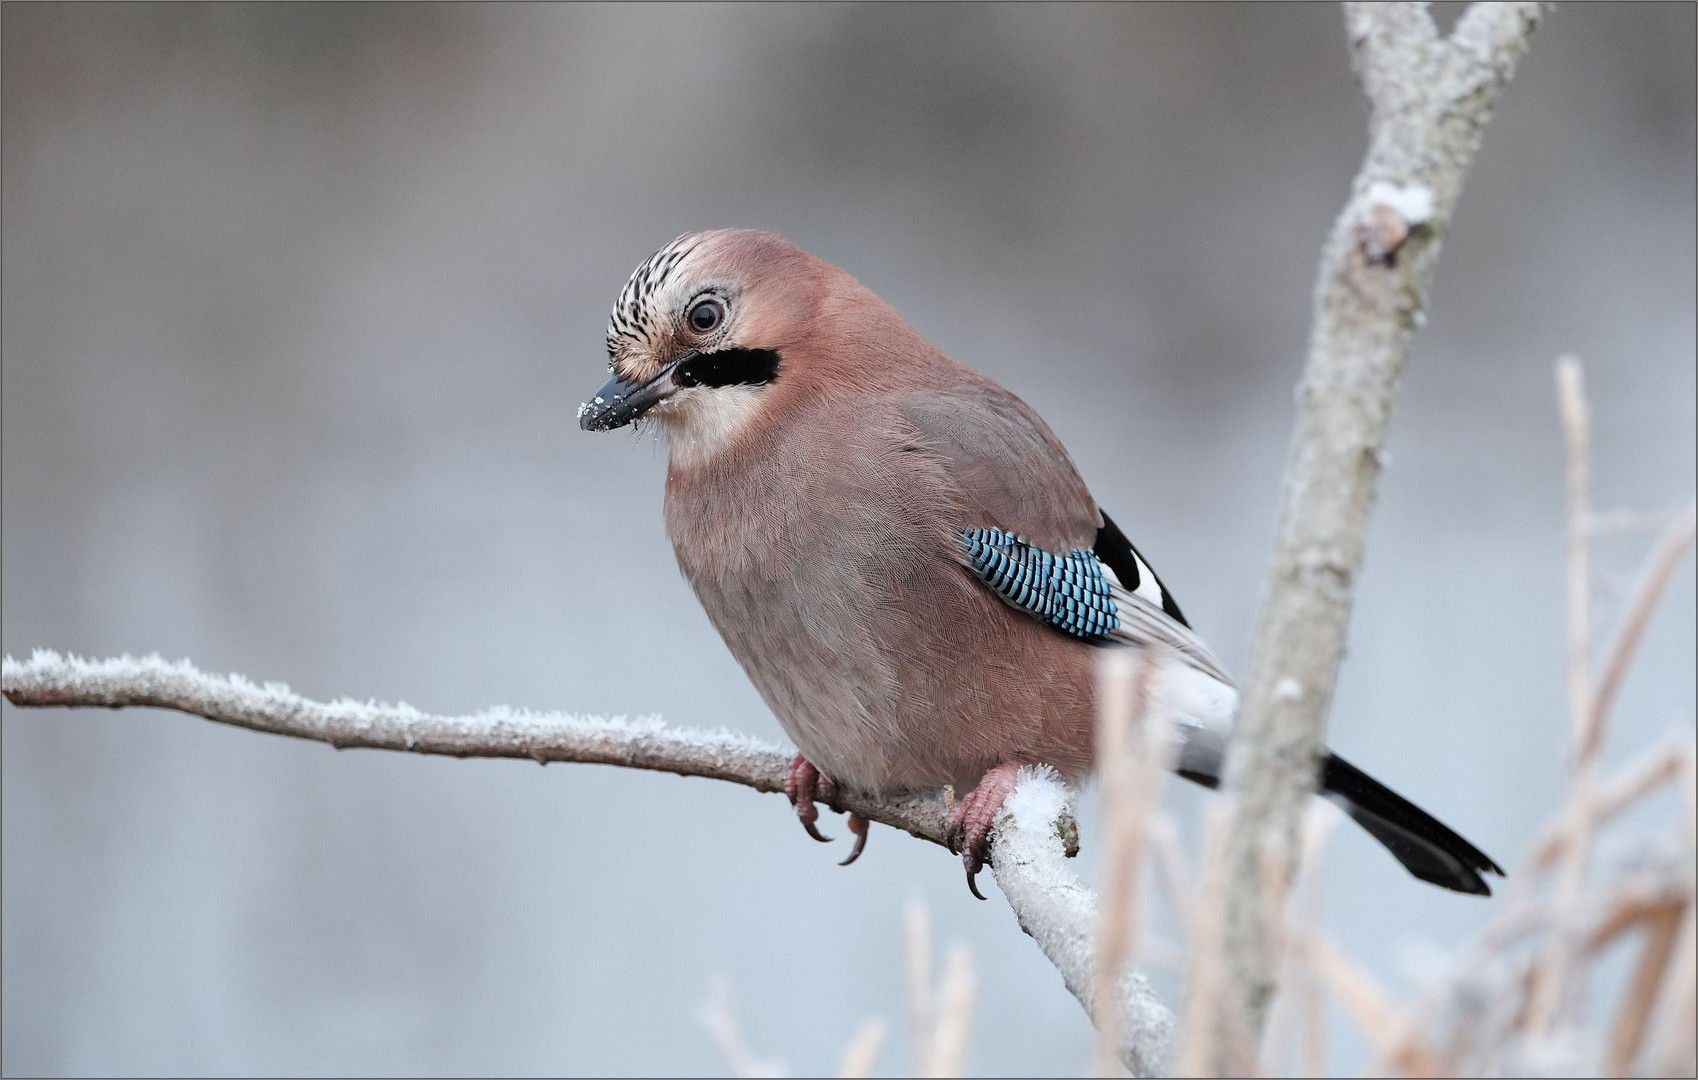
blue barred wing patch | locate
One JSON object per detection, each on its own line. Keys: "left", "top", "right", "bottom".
{"left": 961, "top": 527, "right": 1121, "bottom": 640}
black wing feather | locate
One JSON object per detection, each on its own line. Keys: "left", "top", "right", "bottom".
{"left": 1094, "top": 511, "right": 1190, "bottom": 628}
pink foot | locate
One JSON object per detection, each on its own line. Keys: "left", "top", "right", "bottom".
{"left": 945, "top": 763, "right": 1022, "bottom": 900}
{"left": 783, "top": 754, "right": 840, "bottom": 844}
{"left": 783, "top": 756, "right": 874, "bottom": 863}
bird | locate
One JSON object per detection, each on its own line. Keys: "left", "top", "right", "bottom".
{"left": 578, "top": 228, "right": 1503, "bottom": 899}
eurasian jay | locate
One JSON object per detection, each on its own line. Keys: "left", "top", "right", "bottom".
{"left": 579, "top": 229, "right": 1502, "bottom": 898}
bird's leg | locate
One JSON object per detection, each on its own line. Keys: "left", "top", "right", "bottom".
{"left": 782, "top": 753, "right": 838, "bottom": 844}
{"left": 945, "top": 762, "right": 1022, "bottom": 900}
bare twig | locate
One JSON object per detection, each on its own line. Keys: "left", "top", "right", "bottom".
{"left": 1213, "top": 2, "right": 1546, "bottom": 1062}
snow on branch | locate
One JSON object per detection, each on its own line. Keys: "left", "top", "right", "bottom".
{"left": 0, "top": 648, "right": 1175, "bottom": 1077}
{"left": 995, "top": 767, "right": 1174, "bottom": 1077}
{"left": 1213, "top": 1, "right": 1547, "bottom": 1069}
{"left": 0, "top": 648, "right": 943, "bottom": 839}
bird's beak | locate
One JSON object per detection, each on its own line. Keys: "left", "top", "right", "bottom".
{"left": 577, "top": 353, "right": 698, "bottom": 432}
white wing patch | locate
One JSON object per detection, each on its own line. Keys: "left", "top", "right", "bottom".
{"left": 1126, "top": 549, "right": 1168, "bottom": 611}
{"left": 1106, "top": 583, "right": 1235, "bottom": 688}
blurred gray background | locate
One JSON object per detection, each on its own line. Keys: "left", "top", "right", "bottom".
{"left": 3, "top": 3, "right": 1693, "bottom": 1076}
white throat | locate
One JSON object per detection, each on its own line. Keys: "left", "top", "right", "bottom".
{"left": 653, "top": 385, "right": 767, "bottom": 470}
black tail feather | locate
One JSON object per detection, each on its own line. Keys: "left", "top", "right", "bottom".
{"left": 1321, "top": 753, "right": 1504, "bottom": 896}
{"left": 1174, "top": 752, "right": 1503, "bottom": 895}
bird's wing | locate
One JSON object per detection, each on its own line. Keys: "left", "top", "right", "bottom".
{"left": 1104, "top": 581, "right": 1235, "bottom": 687}
{"left": 899, "top": 378, "right": 1235, "bottom": 688}
{"left": 898, "top": 379, "right": 1099, "bottom": 553}
{"left": 957, "top": 523, "right": 1235, "bottom": 687}
{"left": 1094, "top": 512, "right": 1235, "bottom": 686}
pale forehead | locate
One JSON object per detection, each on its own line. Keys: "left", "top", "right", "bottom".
{"left": 606, "top": 233, "right": 712, "bottom": 359}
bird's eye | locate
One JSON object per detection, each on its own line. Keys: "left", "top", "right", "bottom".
{"left": 687, "top": 297, "right": 725, "bottom": 334}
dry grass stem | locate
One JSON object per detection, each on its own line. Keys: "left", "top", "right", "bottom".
{"left": 1644, "top": 904, "right": 1697, "bottom": 1077}
{"left": 1604, "top": 900, "right": 1686, "bottom": 1075}
{"left": 1557, "top": 356, "right": 1594, "bottom": 757}
{"left": 836, "top": 1018, "right": 888, "bottom": 1079}
{"left": 1147, "top": 815, "right": 1195, "bottom": 941}
{"left": 1590, "top": 500, "right": 1698, "bottom": 747}
{"left": 700, "top": 977, "right": 788, "bottom": 1079}
{"left": 1092, "top": 649, "right": 1167, "bottom": 1077}
{"left": 1519, "top": 736, "right": 1695, "bottom": 879}
{"left": 904, "top": 902, "right": 978, "bottom": 1079}
{"left": 1092, "top": 651, "right": 1138, "bottom": 1077}
{"left": 1177, "top": 802, "right": 1241, "bottom": 1077}
{"left": 1299, "top": 932, "right": 1448, "bottom": 1077}
{"left": 1527, "top": 357, "right": 1601, "bottom": 1034}
{"left": 922, "top": 944, "right": 978, "bottom": 1078}
{"left": 1297, "top": 810, "right": 1338, "bottom": 1080}
{"left": 1356, "top": 356, "right": 1694, "bottom": 1078}
{"left": 1264, "top": 805, "right": 1338, "bottom": 1078}
{"left": 1136, "top": 936, "right": 1186, "bottom": 976}
{"left": 905, "top": 897, "right": 934, "bottom": 1071}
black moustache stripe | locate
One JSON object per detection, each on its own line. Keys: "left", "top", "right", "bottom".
{"left": 675, "top": 348, "right": 782, "bottom": 389}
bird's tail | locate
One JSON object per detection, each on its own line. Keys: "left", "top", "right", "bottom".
{"left": 1319, "top": 753, "right": 1504, "bottom": 896}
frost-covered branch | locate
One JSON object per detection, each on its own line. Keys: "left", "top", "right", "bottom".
{"left": 994, "top": 769, "right": 1174, "bottom": 1078}
{"left": 1, "top": 649, "right": 951, "bottom": 843}
{"left": 1214, "top": 1, "right": 1546, "bottom": 1068}
{"left": 0, "top": 649, "right": 1174, "bottom": 1076}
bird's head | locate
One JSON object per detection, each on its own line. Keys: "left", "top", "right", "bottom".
{"left": 577, "top": 229, "right": 827, "bottom": 463}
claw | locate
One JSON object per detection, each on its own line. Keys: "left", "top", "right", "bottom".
{"left": 839, "top": 813, "right": 870, "bottom": 866}
{"left": 785, "top": 753, "right": 838, "bottom": 844}
{"left": 946, "top": 762, "right": 1021, "bottom": 899}
{"left": 802, "top": 816, "right": 833, "bottom": 843}
{"left": 962, "top": 834, "right": 988, "bottom": 900}
{"left": 794, "top": 790, "right": 834, "bottom": 843}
